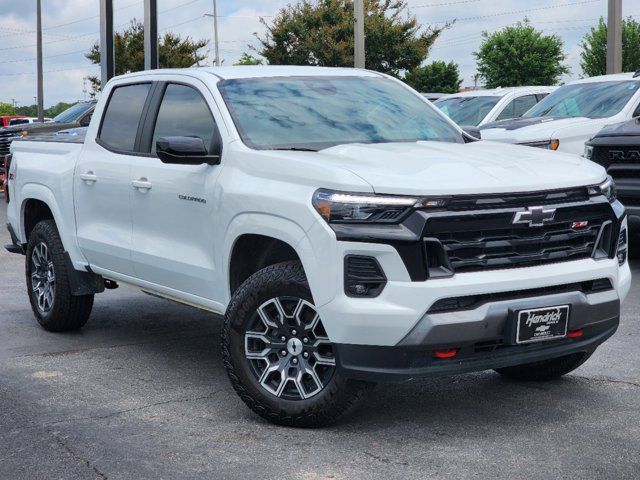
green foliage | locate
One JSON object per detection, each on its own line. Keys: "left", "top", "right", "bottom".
{"left": 14, "top": 105, "right": 37, "bottom": 116}
{"left": 404, "top": 61, "right": 461, "bottom": 93}
{"left": 45, "top": 102, "right": 74, "bottom": 118}
{"left": 86, "top": 20, "right": 208, "bottom": 94}
{"left": 580, "top": 17, "right": 640, "bottom": 77}
{"left": 234, "top": 53, "right": 264, "bottom": 65}
{"left": 0, "top": 102, "right": 15, "bottom": 115}
{"left": 256, "top": 0, "right": 446, "bottom": 77}
{"left": 474, "top": 20, "right": 569, "bottom": 88}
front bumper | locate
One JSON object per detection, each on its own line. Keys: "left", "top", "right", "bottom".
{"left": 335, "top": 288, "right": 619, "bottom": 382}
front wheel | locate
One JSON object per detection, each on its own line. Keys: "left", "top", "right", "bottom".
{"left": 222, "top": 261, "right": 372, "bottom": 427}
{"left": 25, "top": 220, "right": 94, "bottom": 332}
{"left": 494, "top": 351, "right": 593, "bottom": 381}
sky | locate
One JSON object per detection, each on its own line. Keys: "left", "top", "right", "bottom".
{"left": 0, "top": 0, "right": 637, "bottom": 107}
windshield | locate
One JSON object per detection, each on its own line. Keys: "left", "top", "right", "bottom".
{"left": 217, "top": 76, "right": 463, "bottom": 150}
{"left": 53, "top": 102, "right": 93, "bottom": 123}
{"left": 435, "top": 96, "right": 501, "bottom": 126}
{"left": 524, "top": 81, "right": 640, "bottom": 118}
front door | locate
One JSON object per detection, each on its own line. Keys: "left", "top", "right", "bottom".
{"left": 129, "top": 81, "right": 223, "bottom": 298}
{"left": 74, "top": 82, "right": 152, "bottom": 276}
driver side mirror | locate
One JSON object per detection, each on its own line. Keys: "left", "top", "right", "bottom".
{"left": 156, "top": 136, "right": 221, "bottom": 165}
{"left": 633, "top": 104, "right": 640, "bottom": 118}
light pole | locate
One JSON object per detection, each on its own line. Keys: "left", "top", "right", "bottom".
{"left": 606, "top": 0, "right": 622, "bottom": 74}
{"left": 354, "top": 0, "right": 365, "bottom": 69}
{"left": 36, "top": 0, "right": 44, "bottom": 122}
{"left": 204, "top": 0, "right": 220, "bottom": 67}
{"left": 144, "top": 0, "right": 159, "bottom": 70}
{"left": 100, "top": 0, "right": 115, "bottom": 86}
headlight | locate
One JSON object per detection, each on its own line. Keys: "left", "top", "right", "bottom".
{"left": 588, "top": 175, "right": 617, "bottom": 202}
{"left": 312, "top": 189, "right": 445, "bottom": 224}
{"left": 519, "top": 139, "right": 560, "bottom": 150}
{"left": 584, "top": 145, "right": 594, "bottom": 160}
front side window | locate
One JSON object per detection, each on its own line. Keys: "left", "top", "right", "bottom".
{"left": 524, "top": 81, "right": 640, "bottom": 118}
{"left": 99, "top": 83, "right": 151, "bottom": 152}
{"left": 151, "top": 84, "right": 216, "bottom": 154}
{"left": 436, "top": 95, "right": 501, "bottom": 126}
{"left": 218, "top": 76, "right": 463, "bottom": 151}
{"left": 496, "top": 94, "right": 538, "bottom": 121}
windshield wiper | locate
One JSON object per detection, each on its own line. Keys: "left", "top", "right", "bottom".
{"left": 271, "top": 147, "right": 319, "bottom": 152}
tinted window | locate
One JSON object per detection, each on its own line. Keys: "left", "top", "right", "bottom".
{"left": 99, "top": 83, "right": 151, "bottom": 152}
{"left": 513, "top": 95, "right": 538, "bottom": 117}
{"left": 151, "top": 84, "right": 216, "bottom": 154}
{"left": 219, "top": 76, "right": 463, "bottom": 150}
{"left": 435, "top": 96, "right": 501, "bottom": 127}
{"left": 496, "top": 95, "right": 538, "bottom": 121}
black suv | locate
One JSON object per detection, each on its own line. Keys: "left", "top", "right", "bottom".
{"left": 585, "top": 118, "right": 640, "bottom": 232}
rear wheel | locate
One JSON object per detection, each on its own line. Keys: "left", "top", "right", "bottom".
{"left": 494, "top": 352, "right": 593, "bottom": 381}
{"left": 222, "top": 261, "right": 372, "bottom": 427}
{"left": 25, "top": 220, "right": 94, "bottom": 332}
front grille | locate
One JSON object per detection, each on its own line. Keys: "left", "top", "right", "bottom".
{"left": 445, "top": 187, "right": 588, "bottom": 211}
{"left": 0, "top": 131, "right": 14, "bottom": 156}
{"left": 428, "top": 278, "right": 613, "bottom": 314}
{"left": 591, "top": 146, "right": 640, "bottom": 206}
{"left": 424, "top": 202, "right": 614, "bottom": 274}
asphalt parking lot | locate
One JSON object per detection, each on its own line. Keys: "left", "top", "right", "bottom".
{"left": 1, "top": 205, "right": 639, "bottom": 480}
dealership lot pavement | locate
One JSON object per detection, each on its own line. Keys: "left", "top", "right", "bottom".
{"left": 1, "top": 205, "right": 639, "bottom": 480}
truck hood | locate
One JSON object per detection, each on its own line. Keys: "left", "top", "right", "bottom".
{"left": 479, "top": 116, "right": 596, "bottom": 143}
{"left": 316, "top": 141, "right": 606, "bottom": 196}
{"left": 592, "top": 118, "right": 640, "bottom": 138}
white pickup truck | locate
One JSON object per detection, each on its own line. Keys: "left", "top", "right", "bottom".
{"left": 4, "top": 67, "right": 631, "bottom": 427}
{"left": 480, "top": 73, "right": 640, "bottom": 155}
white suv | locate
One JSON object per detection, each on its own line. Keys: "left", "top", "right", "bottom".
{"left": 4, "top": 67, "right": 631, "bottom": 427}
{"left": 435, "top": 86, "right": 556, "bottom": 127}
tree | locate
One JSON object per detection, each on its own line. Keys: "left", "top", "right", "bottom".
{"left": 0, "top": 102, "right": 15, "bottom": 115}
{"left": 256, "top": 0, "right": 447, "bottom": 77}
{"left": 474, "top": 20, "right": 569, "bottom": 88}
{"left": 234, "top": 53, "right": 263, "bottom": 65}
{"left": 404, "top": 61, "right": 461, "bottom": 93}
{"left": 579, "top": 17, "right": 640, "bottom": 77}
{"left": 86, "top": 20, "right": 208, "bottom": 94}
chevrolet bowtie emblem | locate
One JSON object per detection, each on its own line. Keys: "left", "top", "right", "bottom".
{"left": 512, "top": 206, "right": 556, "bottom": 227}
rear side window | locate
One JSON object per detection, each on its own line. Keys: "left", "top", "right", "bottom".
{"left": 151, "top": 83, "right": 216, "bottom": 154}
{"left": 99, "top": 83, "right": 151, "bottom": 152}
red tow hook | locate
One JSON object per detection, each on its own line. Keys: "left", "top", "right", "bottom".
{"left": 567, "top": 329, "right": 583, "bottom": 339}
{"left": 433, "top": 348, "right": 458, "bottom": 359}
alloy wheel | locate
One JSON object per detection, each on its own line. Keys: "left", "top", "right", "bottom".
{"left": 30, "top": 242, "right": 55, "bottom": 314}
{"left": 244, "top": 297, "right": 336, "bottom": 400}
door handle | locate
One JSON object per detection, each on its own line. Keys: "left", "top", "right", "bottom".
{"left": 79, "top": 172, "right": 97, "bottom": 183}
{"left": 132, "top": 178, "right": 152, "bottom": 191}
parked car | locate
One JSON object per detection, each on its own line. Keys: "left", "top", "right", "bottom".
{"left": 0, "top": 101, "right": 95, "bottom": 157}
{"left": 8, "top": 117, "right": 52, "bottom": 126}
{"left": 1, "top": 115, "right": 26, "bottom": 127}
{"left": 4, "top": 67, "right": 630, "bottom": 427}
{"left": 585, "top": 117, "right": 640, "bottom": 236}
{"left": 480, "top": 72, "right": 640, "bottom": 155}
{"left": 435, "top": 86, "right": 556, "bottom": 127}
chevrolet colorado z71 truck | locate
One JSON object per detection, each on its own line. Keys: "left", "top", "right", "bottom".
{"left": 585, "top": 118, "right": 640, "bottom": 236}
{"left": 4, "top": 67, "right": 631, "bottom": 427}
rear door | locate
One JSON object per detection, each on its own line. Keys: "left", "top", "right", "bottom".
{"left": 129, "top": 79, "right": 224, "bottom": 298}
{"left": 74, "top": 82, "right": 153, "bottom": 275}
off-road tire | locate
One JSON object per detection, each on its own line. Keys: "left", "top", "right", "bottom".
{"left": 495, "top": 351, "right": 593, "bottom": 381}
{"left": 222, "top": 261, "right": 372, "bottom": 427}
{"left": 25, "top": 220, "right": 94, "bottom": 332}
